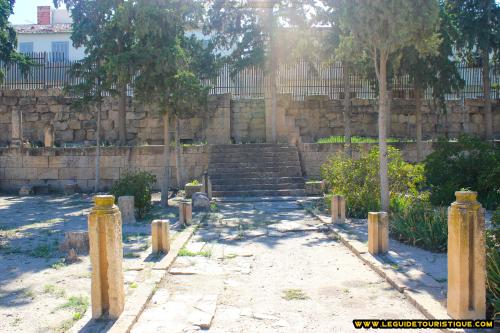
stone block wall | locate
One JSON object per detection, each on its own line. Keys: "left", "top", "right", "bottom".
{"left": 0, "top": 145, "right": 208, "bottom": 193}
{"left": 297, "top": 142, "right": 435, "bottom": 179}
{"left": 284, "top": 95, "right": 500, "bottom": 142}
{"left": 230, "top": 99, "right": 266, "bottom": 143}
{"left": 0, "top": 89, "right": 230, "bottom": 147}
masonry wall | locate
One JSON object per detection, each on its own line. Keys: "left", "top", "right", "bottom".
{"left": 230, "top": 99, "right": 266, "bottom": 143}
{"left": 283, "top": 95, "right": 500, "bottom": 143}
{"left": 0, "top": 146, "right": 208, "bottom": 193}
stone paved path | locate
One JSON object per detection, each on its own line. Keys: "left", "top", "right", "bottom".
{"left": 132, "top": 199, "right": 437, "bottom": 332}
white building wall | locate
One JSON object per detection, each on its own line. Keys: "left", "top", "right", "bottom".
{"left": 17, "top": 33, "right": 85, "bottom": 61}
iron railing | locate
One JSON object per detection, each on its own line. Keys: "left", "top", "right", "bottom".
{"left": 2, "top": 52, "right": 499, "bottom": 100}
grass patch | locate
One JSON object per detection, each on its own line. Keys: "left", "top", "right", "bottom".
{"left": 50, "top": 259, "right": 67, "bottom": 270}
{"left": 282, "top": 289, "right": 309, "bottom": 301}
{"left": 55, "top": 297, "right": 89, "bottom": 333}
{"left": 178, "top": 247, "right": 212, "bottom": 258}
{"left": 22, "top": 289, "right": 36, "bottom": 300}
{"left": 130, "top": 282, "right": 138, "bottom": 289}
{"left": 316, "top": 135, "right": 413, "bottom": 144}
{"left": 210, "top": 202, "right": 219, "bottom": 212}
{"left": 30, "top": 244, "right": 56, "bottom": 258}
{"left": 43, "top": 284, "right": 66, "bottom": 298}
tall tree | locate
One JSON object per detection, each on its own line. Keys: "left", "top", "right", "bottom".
{"left": 446, "top": 0, "right": 500, "bottom": 140}
{"left": 329, "top": 0, "right": 440, "bottom": 211}
{"left": 54, "top": 0, "right": 134, "bottom": 145}
{"left": 130, "top": 0, "right": 217, "bottom": 206}
{"left": 206, "top": 0, "right": 315, "bottom": 143}
{"left": 0, "top": 0, "right": 30, "bottom": 82}
{"left": 395, "top": 4, "right": 464, "bottom": 160}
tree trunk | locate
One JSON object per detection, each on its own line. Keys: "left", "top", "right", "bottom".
{"left": 175, "top": 117, "right": 183, "bottom": 189}
{"left": 95, "top": 101, "right": 101, "bottom": 193}
{"left": 378, "top": 55, "right": 390, "bottom": 212}
{"left": 343, "top": 63, "right": 352, "bottom": 157}
{"left": 415, "top": 85, "right": 423, "bottom": 162}
{"left": 118, "top": 84, "right": 127, "bottom": 145}
{"left": 482, "top": 49, "right": 493, "bottom": 140}
{"left": 161, "top": 114, "right": 171, "bottom": 207}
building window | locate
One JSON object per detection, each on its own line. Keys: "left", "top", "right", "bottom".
{"left": 51, "top": 41, "right": 69, "bottom": 62}
{"left": 19, "top": 42, "right": 34, "bottom": 54}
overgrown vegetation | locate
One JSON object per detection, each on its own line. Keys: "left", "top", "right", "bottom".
{"left": 317, "top": 136, "right": 413, "bottom": 144}
{"left": 425, "top": 135, "right": 500, "bottom": 209}
{"left": 321, "top": 146, "right": 425, "bottom": 218}
{"left": 110, "top": 170, "right": 157, "bottom": 219}
{"left": 390, "top": 193, "right": 448, "bottom": 252}
{"left": 486, "top": 209, "right": 499, "bottom": 322}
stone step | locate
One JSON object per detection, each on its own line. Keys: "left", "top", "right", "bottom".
{"left": 209, "top": 153, "right": 299, "bottom": 161}
{"left": 209, "top": 177, "right": 305, "bottom": 186}
{"left": 212, "top": 182, "right": 305, "bottom": 191}
{"left": 208, "top": 161, "right": 300, "bottom": 168}
{"left": 210, "top": 144, "right": 297, "bottom": 152}
{"left": 212, "top": 189, "right": 306, "bottom": 197}
{"left": 209, "top": 166, "right": 302, "bottom": 175}
{"left": 209, "top": 169, "right": 303, "bottom": 179}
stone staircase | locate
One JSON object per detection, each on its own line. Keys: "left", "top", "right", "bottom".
{"left": 208, "top": 144, "right": 305, "bottom": 197}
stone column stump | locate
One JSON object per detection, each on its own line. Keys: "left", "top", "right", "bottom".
{"left": 331, "top": 195, "right": 346, "bottom": 223}
{"left": 151, "top": 220, "right": 170, "bottom": 254}
{"left": 44, "top": 123, "right": 54, "bottom": 148}
{"left": 367, "top": 212, "right": 389, "bottom": 255}
{"left": 88, "top": 195, "right": 125, "bottom": 320}
{"left": 447, "top": 191, "right": 486, "bottom": 320}
{"left": 179, "top": 200, "right": 192, "bottom": 225}
{"left": 202, "top": 172, "right": 213, "bottom": 200}
{"left": 118, "top": 196, "right": 136, "bottom": 224}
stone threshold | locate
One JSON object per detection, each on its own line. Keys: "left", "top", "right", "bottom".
{"left": 301, "top": 204, "right": 464, "bottom": 333}
{"left": 69, "top": 212, "right": 208, "bottom": 333}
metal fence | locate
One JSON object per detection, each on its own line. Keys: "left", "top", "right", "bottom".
{"left": 2, "top": 52, "right": 499, "bottom": 100}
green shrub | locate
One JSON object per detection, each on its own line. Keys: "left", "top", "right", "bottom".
{"left": 110, "top": 170, "right": 157, "bottom": 219}
{"left": 186, "top": 179, "right": 200, "bottom": 186}
{"left": 320, "top": 146, "right": 425, "bottom": 218}
{"left": 425, "top": 135, "right": 500, "bottom": 209}
{"left": 486, "top": 208, "right": 499, "bottom": 322}
{"left": 390, "top": 193, "right": 448, "bottom": 252}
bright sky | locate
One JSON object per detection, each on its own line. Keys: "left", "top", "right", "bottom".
{"left": 9, "top": 0, "right": 500, "bottom": 25}
{"left": 10, "top": 0, "right": 56, "bottom": 25}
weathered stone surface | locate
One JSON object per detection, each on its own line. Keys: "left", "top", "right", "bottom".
{"left": 59, "top": 231, "right": 89, "bottom": 254}
{"left": 88, "top": 195, "right": 125, "bottom": 320}
{"left": 192, "top": 192, "right": 210, "bottom": 210}
{"left": 305, "top": 181, "right": 324, "bottom": 196}
{"left": 151, "top": 220, "right": 170, "bottom": 254}
{"left": 368, "top": 212, "right": 389, "bottom": 255}
{"left": 331, "top": 195, "right": 346, "bottom": 223}
{"left": 118, "top": 196, "right": 136, "bottom": 224}
{"left": 63, "top": 182, "right": 79, "bottom": 195}
{"left": 447, "top": 191, "right": 486, "bottom": 320}
{"left": 19, "top": 184, "right": 33, "bottom": 196}
{"left": 185, "top": 184, "right": 202, "bottom": 199}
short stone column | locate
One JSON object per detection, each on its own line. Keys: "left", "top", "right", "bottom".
{"left": 11, "top": 108, "right": 22, "bottom": 147}
{"left": 202, "top": 172, "right": 212, "bottom": 200}
{"left": 88, "top": 195, "right": 125, "bottom": 320}
{"left": 151, "top": 220, "right": 170, "bottom": 254}
{"left": 447, "top": 191, "right": 486, "bottom": 320}
{"left": 331, "top": 195, "right": 346, "bottom": 223}
{"left": 367, "top": 212, "right": 389, "bottom": 255}
{"left": 118, "top": 196, "right": 136, "bottom": 224}
{"left": 44, "top": 123, "right": 54, "bottom": 148}
{"left": 179, "top": 200, "right": 192, "bottom": 225}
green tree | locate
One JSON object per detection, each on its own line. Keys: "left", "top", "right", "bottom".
{"left": 0, "top": 0, "right": 30, "bottom": 82}
{"left": 395, "top": 4, "right": 464, "bottom": 160}
{"left": 131, "top": 0, "right": 217, "bottom": 206}
{"left": 327, "top": 0, "right": 441, "bottom": 211}
{"left": 206, "top": 0, "right": 315, "bottom": 143}
{"left": 445, "top": 0, "right": 500, "bottom": 140}
{"left": 54, "top": 0, "right": 135, "bottom": 145}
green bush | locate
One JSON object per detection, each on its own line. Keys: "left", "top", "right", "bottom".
{"left": 110, "top": 170, "right": 157, "bottom": 219}
{"left": 425, "top": 135, "right": 500, "bottom": 209}
{"left": 486, "top": 208, "right": 499, "bottom": 322}
{"left": 320, "top": 146, "right": 425, "bottom": 218}
{"left": 390, "top": 193, "right": 448, "bottom": 252}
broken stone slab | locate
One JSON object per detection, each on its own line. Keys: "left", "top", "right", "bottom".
{"left": 59, "top": 231, "right": 90, "bottom": 254}
{"left": 19, "top": 185, "right": 34, "bottom": 196}
{"left": 267, "top": 221, "right": 319, "bottom": 232}
{"left": 118, "top": 196, "right": 136, "bottom": 224}
{"left": 192, "top": 192, "right": 210, "bottom": 211}
{"left": 188, "top": 295, "right": 218, "bottom": 329}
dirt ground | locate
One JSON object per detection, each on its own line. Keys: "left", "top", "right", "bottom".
{"left": 0, "top": 194, "right": 180, "bottom": 333}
